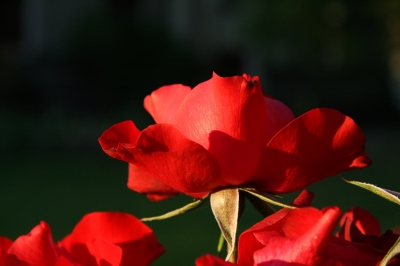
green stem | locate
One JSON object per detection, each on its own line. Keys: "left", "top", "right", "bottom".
{"left": 217, "top": 232, "right": 225, "bottom": 257}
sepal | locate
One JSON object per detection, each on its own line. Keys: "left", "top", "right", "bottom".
{"left": 141, "top": 195, "right": 209, "bottom": 222}
{"left": 343, "top": 179, "right": 400, "bottom": 206}
{"left": 210, "top": 188, "right": 240, "bottom": 262}
{"left": 239, "top": 188, "right": 295, "bottom": 209}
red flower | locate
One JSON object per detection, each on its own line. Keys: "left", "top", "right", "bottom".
{"left": 1, "top": 212, "right": 164, "bottom": 266}
{"left": 99, "top": 73, "right": 371, "bottom": 200}
{"left": 337, "top": 207, "right": 400, "bottom": 255}
{"left": 196, "top": 205, "right": 396, "bottom": 266}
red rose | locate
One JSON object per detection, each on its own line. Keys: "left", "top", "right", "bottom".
{"left": 1, "top": 212, "right": 164, "bottom": 266}
{"left": 337, "top": 207, "right": 400, "bottom": 255}
{"left": 196, "top": 206, "right": 396, "bottom": 266}
{"left": 99, "top": 73, "right": 371, "bottom": 200}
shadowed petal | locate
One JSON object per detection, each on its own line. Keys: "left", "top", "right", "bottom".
{"left": 100, "top": 120, "right": 181, "bottom": 199}
{"left": 321, "top": 236, "right": 386, "bottom": 265}
{"left": 339, "top": 207, "right": 381, "bottom": 236}
{"left": 128, "top": 163, "right": 180, "bottom": 201}
{"left": 86, "top": 239, "right": 122, "bottom": 266}
{"left": 130, "top": 164, "right": 207, "bottom": 198}
{"left": 263, "top": 95, "right": 295, "bottom": 142}
{"left": 252, "top": 108, "right": 371, "bottom": 193}
{"left": 144, "top": 84, "right": 191, "bottom": 124}
{"left": 110, "top": 124, "right": 224, "bottom": 193}
{"left": 337, "top": 207, "right": 399, "bottom": 253}
{"left": 55, "top": 256, "right": 75, "bottom": 266}
{"left": 100, "top": 120, "right": 224, "bottom": 194}
{"left": 118, "top": 234, "right": 166, "bottom": 266}
{"left": 0, "top": 237, "right": 12, "bottom": 264}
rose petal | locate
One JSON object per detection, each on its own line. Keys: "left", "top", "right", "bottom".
{"left": 252, "top": 108, "right": 372, "bottom": 193}
{"left": 339, "top": 207, "right": 381, "bottom": 236}
{"left": 60, "top": 212, "right": 155, "bottom": 246}
{"left": 263, "top": 95, "right": 295, "bottom": 142}
{"left": 337, "top": 207, "right": 399, "bottom": 253}
{"left": 86, "top": 239, "right": 122, "bottom": 266}
{"left": 241, "top": 206, "right": 385, "bottom": 266}
{"left": 377, "top": 230, "right": 400, "bottom": 252}
{"left": 3, "top": 255, "right": 30, "bottom": 266}
{"left": 7, "top": 222, "right": 59, "bottom": 266}
{"left": 99, "top": 120, "right": 141, "bottom": 155}
{"left": 321, "top": 236, "right": 385, "bottom": 265}
{"left": 116, "top": 124, "right": 224, "bottom": 193}
{"left": 55, "top": 255, "right": 75, "bottom": 266}
{"left": 117, "top": 234, "right": 166, "bottom": 266}
{"left": 100, "top": 120, "right": 180, "bottom": 199}
{"left": 175, "top": 73, "right": 269, "bottom": 185}
{"left": 128, "top": 163, "right": 180, "bottom": 201}
{"left": 291, "top": 190, "right": 315, "bottom": 207}
{"left": 0, "top": 237, "right": 13, "bottom": 265}
{"left": 252, "top": 207, "right": 341, "bottom": 265}
{"left": 59, "top": 212, "right": 164, "bottom": 266}
{"left": 144, "top": 84, "right": 191, "bottom": 124}
{"left": 237, "top": 209, "right": 291, "bottom": 266}
{"left": 195, "top": 254, "right": 234, "bottom": 266}
{"left": 338, "top": 218, "right": 381, "bottom": 248}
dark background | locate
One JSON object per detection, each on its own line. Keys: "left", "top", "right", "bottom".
{"left": 1, "top": 0, "right": 400, "bottom": 265}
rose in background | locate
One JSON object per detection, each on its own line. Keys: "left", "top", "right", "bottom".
{"left": 99, "top": 73, "right": 371, "bottom": 201}
{"left": 337, "top": 207, "right": 399, "bottom": 255}
{"left": 0, "top": 212, "right": 164, "bottom": 266}
{"left": 196, "top": 204, "right": 399, "bottom": 266}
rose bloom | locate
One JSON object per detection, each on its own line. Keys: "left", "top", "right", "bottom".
{"left": 99, "top": 73, "right": 371, "bottom": 201}
{"left": 0, "top": 212, "right": 164, "bottom": 266}
{"left": 196, "top": 202, "right": 399, "bottom": 266}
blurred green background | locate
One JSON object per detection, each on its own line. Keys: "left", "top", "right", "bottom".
{"left": 1, "top": 0, "right": 400, "bottom": 265}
